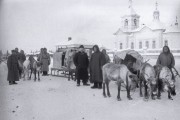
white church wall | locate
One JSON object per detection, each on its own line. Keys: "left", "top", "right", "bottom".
{"left": 116, "top": 33, "right": 128, "bottom": 50}
{"left": 163, "top": 33, "right": 180, "bottom": 49}
{"left": 134, "top": 27, "right": 162, "bottom": 49}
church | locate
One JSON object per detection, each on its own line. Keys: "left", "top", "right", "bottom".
{"left": 114, "top": 0, "right": 180, "bottom": 55}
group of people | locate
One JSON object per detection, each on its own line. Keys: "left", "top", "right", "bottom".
{"left": 7, "top": 48, "right": 26, "bottom": 85}
{"left": 73, "top": 45, "right": 110, "bottom": 89}
{"left": 7, "top": 47, "right": 51, "bottom": 85}
{"left": 6, "top": 45, "right": 175, "bottom": 88}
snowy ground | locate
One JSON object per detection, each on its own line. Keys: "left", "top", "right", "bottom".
{"left": 0, "top": 59, "right": 180, "bottom": 120}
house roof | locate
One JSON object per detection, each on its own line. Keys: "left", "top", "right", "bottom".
{"left": 56, "top": 38, "right": 95, "bottom": 49}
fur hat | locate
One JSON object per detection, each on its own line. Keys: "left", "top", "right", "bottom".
{"left": 79, "top": 45, "right": 84, "bottom": 48}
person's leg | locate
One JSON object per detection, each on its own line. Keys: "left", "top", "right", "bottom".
{"left": 42, "top": 71, "right": 45, "bottom": 75}
{"left": 19, "top": 69, "right": 22, "bottom": 79}
{"left": 83, "top": 79, "right": 90, "bottom": 86}
{"left": 9, "top": 81, "right": 13, "bottom": 85}
{"left": 13, "top": 81, "right": 17, "bottom": 84}
{"left": 77, "top": 79, "right": 80, "bottom": 86}
{"left": 38, "top": 71, "right": 40, "bottom": 81}
{"left": 91, "top": 82, "right": 98, "bottom": 89}
{"left": 98, "top": 82, "right": 102, "bottom": 89}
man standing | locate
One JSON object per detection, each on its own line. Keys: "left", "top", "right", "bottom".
{"left": 73, "top": 45, "right": 89, "bottom": 86}
{"left": 41, "top": 48, "right": 50, "bottom": 75}
{"left": 7, "top": 50, "right": 19, "bottom": 85}
{"left": 90, "top": 45, "right": 106, "bottom": 89}
{"left": 15, "top": 48, "right": 20, "bottom": 60}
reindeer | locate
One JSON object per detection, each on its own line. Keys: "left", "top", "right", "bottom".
{"left": 65, "top": 49, "right": 76, "bottom": 81}
{"left": 22, "top": 59, "right": 30, "bottom": 80}
{"left": 102, "top": 63, "right": 139, "bottom": 101}
{"left": 139, "top": 63, "right": 158, "bottom": 100}
{"left": 154, "top": 65, "right": 176, "bottom": 100}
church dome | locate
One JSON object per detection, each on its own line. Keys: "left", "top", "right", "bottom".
{"left": 147, "top": 2, "right": 165, "bottom": 31}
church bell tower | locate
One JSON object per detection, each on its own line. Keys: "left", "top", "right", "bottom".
{"left": 121, "top": 0, "right": 140, "bottom": 31}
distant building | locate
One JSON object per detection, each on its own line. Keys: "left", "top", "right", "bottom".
{"left": 114, "top": 0, "right": 180, "bottom": 54}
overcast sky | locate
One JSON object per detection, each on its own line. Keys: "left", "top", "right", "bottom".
{"left": 0, "top": 0, "right": 180, "bottom": 53}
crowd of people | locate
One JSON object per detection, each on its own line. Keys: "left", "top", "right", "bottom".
{"left": 6, "top": 45, "right": 175, "bottom": 89}
{"left": 7, "top": 47, "right": 51, "bottom": 85}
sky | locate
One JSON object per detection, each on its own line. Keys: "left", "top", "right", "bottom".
{"left": 0, "top": 0, "right": 180, "bottom": 53}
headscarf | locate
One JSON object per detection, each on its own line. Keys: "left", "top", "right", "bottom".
{"left": 162, "top": 46, "right": 170, "bottom": 54}
{"left": 92, "top": 45, "right": 100, "bottom": 53}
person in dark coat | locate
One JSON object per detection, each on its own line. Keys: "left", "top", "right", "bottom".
{"left": 41, "top": 48, "right": 50, "bottom": 75}
{"left": 15, "top": 48, "right": 20, "bottom": 60}
{"left": 156, "top": 46, "right": 175, "bottom": 79}
{"left": 73, "top": 45, "right": 89, "bottom": 86}
{"left": 90, "top": 45, "right": 106, "bottom": 89}
{"left": 102, "top": 49, "right": 110, "bottom": 63}
{"left": 7, "top": 50, "right": 20, "bottom": 85}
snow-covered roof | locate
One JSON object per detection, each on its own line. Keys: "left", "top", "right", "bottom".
{"left": 164, "top": 25, "right": 180, "bottom": 33}
{"left": 56, "top": 38, "right": 95, "bottom": 49}
{"left": 147, "top": 20, "right": 165, "bottom": 30}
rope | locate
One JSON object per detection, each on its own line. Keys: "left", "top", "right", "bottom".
{"left": 172, "top": 67, "right": 180, "bottom": 77}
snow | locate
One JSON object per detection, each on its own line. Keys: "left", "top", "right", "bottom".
{"left": 0, "top": 59, "right": 180, "bottom": 120}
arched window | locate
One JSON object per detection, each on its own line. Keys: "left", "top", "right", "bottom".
{"left": 131, "top": 42, "right": 134, "bottom": 49}
{"left": 146, "top": 41, "right": 149, "bottom": 49}
{"left": 120, "top": 43, "right": 123, "bottom": 49}
{"left": 134, "top": 19, "right": 137, "bottom": 26}
{"left": 152, "top": 41, "right": 156, "bottom": 49}
{"left": 139, "top": 41, "right": 142, "bottom": 49}
{"left": 164, "top": 40, "right": 168, "bottom": 46}
{"left": 125, "top": 19, "right": 128, "bottom": 26}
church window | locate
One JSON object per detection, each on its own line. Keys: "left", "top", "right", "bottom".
{"left": 164, "top": 40, "right": 168, "bottom": 46}
{"left": 139, "top": 41, "right": 142, "bottom": 49}
{"left": 131, "top": 42, "right": 134, "bottom": 49}
{"left": 120, "top": 43, "right": 123, "bottom": 49}
{"left": 125, "top": 19, "right": 128, "bottom": 26}
{"left": 152, "top": 41, "right": 156, "bottom": 49}
{"left": 146, "top": 41, "right": 149, "bottom": 49}
{"left": 134, "top": 19, "right": 137, "bottom": 26}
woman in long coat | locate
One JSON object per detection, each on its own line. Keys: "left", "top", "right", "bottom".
{"left": 41, "top": 48, "right": 50, "bottom": 75}
{"left": 90, "top": 45, "right": 106, "bottom": 89}
{"left": 7, "top": 50, "right": 19, "bottom": 85}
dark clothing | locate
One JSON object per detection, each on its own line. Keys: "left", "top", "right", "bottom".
{"left": 7, "top": 54, "right": 19, "bottom": 82}
{"left": 156, "top": 46, "right": 175, "bottom": 80}
{"left": 41, "top": 53, "right": 50, "bottom": 73}
{"left": 19, "top": 53, "right": 26, "bottom": 63}
{"left": 104, "top": 54, "right": 110, "bottom": 63}
{"left": 16, "top": 52, "right": 21, "bottom": 60}
{"left": 156, "top": 52, "right": 175, "bottom": 69}
{"left": 43, "top": 71, "right": 48, "bottom": 75}
{"left": 73, "top": 51, "right": 89, "bottom": 82}
{"left": 90, "top": 51, "right": 106, "bottom": 83}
